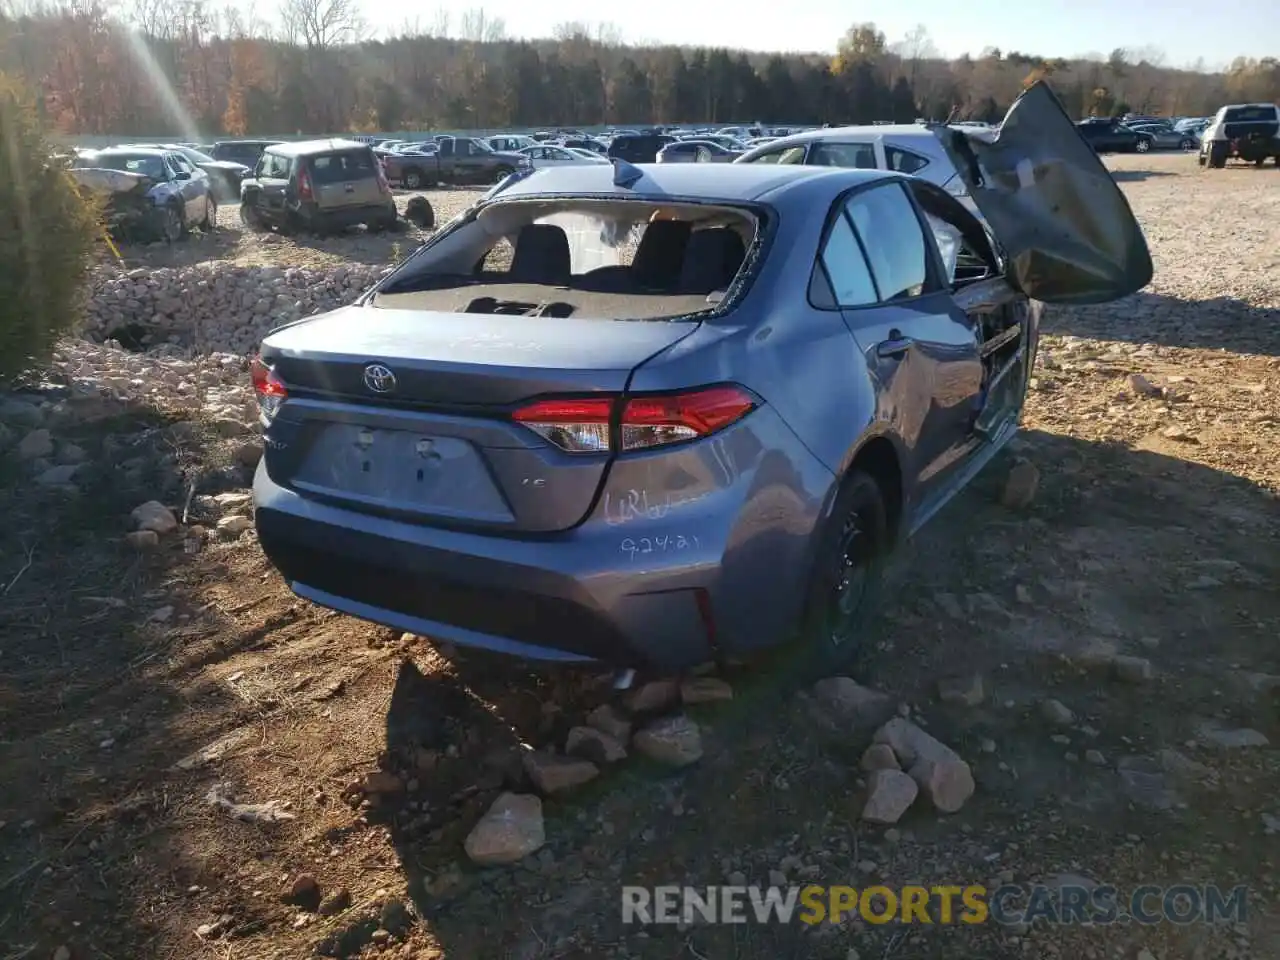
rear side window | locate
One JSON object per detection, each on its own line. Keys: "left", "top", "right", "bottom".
{"left": 810, "top": 142, "right": 876, "bottom": 169}
{"left": 311, "top": 151, "right": 376, "bottom": 182}
{"left": 818, "top": 215, "right": 878, "bottom": 306}
{"left": 1224, "top": 106, "right": 1275, "bottom": 123}
{"left": 886, "top": 147, "right": 929, "bottom": 174}
{"left": 844, "top": 184, "right": 928, "bottom": 302}
{"left": 747, "top": 145, "right": 807, "bottom": 164}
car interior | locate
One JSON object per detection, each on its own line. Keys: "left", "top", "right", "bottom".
{"left": 373, "top": 200, "right": 759, "bottom": 320}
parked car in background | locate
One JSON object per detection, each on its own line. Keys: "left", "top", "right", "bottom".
{"left": 488, "top": 134, "right": 536, "bottom": 153}
{"left": 734, "top": 124, "right": 978, "bottom": 213}
{"left": 1074, "top": 118, "right": 1153, "bottom": 153}
{"left": 130, "top": 142, "right": 251, "bottom": 201}
{"left": 1122, "top": 121, "right": 1198, "bottom": 151}
{"left": 70, "top": 146, "right": 217, "bottom": 241}
{"left": 607, "top": 133, "right": 678, "bottom": 163}
{"left": 656, "top": 139, "right": 742, "bottom": 163}
{"left": 248, "top": 82, "right": 1152, "bottom": 673}
{"left": 383, "top": 136, "right": 526, "bottom": 189}
{"left": 558, "top": 137, "right": 609, "bottom": 155}
{"left": 209, "top": 139, "right": 282, "bottom": 168}
{"left": 1198, "top": 103, "right": 1280, "bottom": 168}
{"left": 516, "top": 144, "right": 610, "bottom": 168}
{"left": 239, "top": 139, "right": 398, "bottom": 234}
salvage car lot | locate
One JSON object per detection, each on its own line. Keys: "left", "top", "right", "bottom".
{"left": 0, "top": 151, "right": 1277, "bottom": 960}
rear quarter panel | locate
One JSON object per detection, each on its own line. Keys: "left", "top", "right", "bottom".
{"left": 622, "top": 201, "right": 890, "bottom": 651}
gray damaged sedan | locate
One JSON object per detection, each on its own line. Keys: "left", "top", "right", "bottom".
{"left": 250, "top": 82, "right": 1152, "bottom": 673}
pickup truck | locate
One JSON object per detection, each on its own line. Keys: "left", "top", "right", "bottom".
{"left": 1198, "top": 103, "right": 1280, "bottom": 168}
{"left": 380, "top": 136, "right": 527, "bottom": 189}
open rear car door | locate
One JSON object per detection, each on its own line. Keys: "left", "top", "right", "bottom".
{"left": 931, "top": 81, "right": 1154, "bottom": 305}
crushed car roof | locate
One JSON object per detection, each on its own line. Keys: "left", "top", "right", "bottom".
{"left": 490, "top": 162, "right": 896, "bottom": 203}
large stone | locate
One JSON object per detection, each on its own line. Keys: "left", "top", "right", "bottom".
{"left": 861, "top": 769, "right": 919, "bottom": 824}
{"left": 810, "top": 677, "right": 896, "bottom": 729}
{"left": 1039, "top": 699, "right": 1075, "bottom": 726}
{"left": 1001, "top": 461, "right": 1040, "bottom": 509}
{"left": 873, "top": 718, "right": 975, "bottom": 813}
{"left": 131, "top": 500, "right": 178, "bottom": 534}
{"left": 860, "top": 743, "right": 900, "bottom": 772}
{"left": 623, "top": 678, "right": 680, "bottom": 713}
{"left": 633, "top": 715, "right": 703, "bottom": 767}
{"left": 586, "top": 704, "right": 632, "bottom": 742}
{"left": 463, "top": 793, "right": 545, "bottom": 865}
{"left": 17, "top": 428, "right": 54, "bottom": 460}
{"left": 565, "top": 726, "right": 627, "bottom": 764}
{"left": 521, "top": 750, "right": 600, "bottom": 794}
{"left": 680, "top": 676, "right": 733, "bottom": 704}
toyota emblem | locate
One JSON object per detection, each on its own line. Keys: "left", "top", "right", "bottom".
{"left": 363, "top": 363, "right": 396, "bottom": 394}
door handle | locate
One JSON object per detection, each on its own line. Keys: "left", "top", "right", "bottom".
{"left": 876, "top": 332, "right": 914, "bottom": 358}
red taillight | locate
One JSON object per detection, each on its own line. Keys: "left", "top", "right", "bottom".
{"left": 511, "top": 385, "right": 756, "bottom": 454}
{"left": 250, "top": 354, "right": 287, "bottom": 424}
{"left": 298, "top": 170, "right": 313, "bottom": 201}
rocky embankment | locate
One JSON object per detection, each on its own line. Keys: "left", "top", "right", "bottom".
{"left": 83, "top": 262, "right": 391, "bottom": 353}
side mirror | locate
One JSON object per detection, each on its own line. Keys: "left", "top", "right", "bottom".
{"left": 174, "top": 171, "right": 191, "bottom": 181}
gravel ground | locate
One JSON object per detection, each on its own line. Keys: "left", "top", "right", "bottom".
{"left": 0, "top": 151, "right": 1278, "bottom": 960}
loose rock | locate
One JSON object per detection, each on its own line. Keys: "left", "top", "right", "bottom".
{"left": 623, "top": 678, "right": 680, "bottom": 713}
{"left": 1040, "top": 699, "right": 1075, "bottom": 725}
{"left": 463, "top": 793, "right": 546, "bottom": 865}
{"left": 125, "top": 530, "right": 160, "bottom": 551}
{"left": 565, "top": 726, "right": 627, "bottom": 764}
{"left": 633, "top": 714, "right": 703, "bottom": 767}
{"left": 521, "top": 750, "right": 600, "bottom": 794}
{"left": 16, "top": 428, "right": 53, "bottom": 460}
{"left": 1001, "top": 461, "right": 1040, "bottom": 508}
{"left": 861, "top": 769, "right": 919, "bottom": 824}
{"left": 873, "top": 718, "right": 975, "bottom": 813}
{"left": 131, "top": 500, "right": 178, "bottom": 534}
{"left": 810, "top": 677, "right": 896, "bottom": 729}
{"left": 860, "top": 743, "right": 900, "bottom": 772}
{"left": 586, "top": 704, "right": 632, "bottom": 742}
{"left": 680, "top": 676, "right": 733, "bottom": 704}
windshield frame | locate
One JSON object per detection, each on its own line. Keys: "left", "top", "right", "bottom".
{"left": 85, "top": 152, "right": 168, "bottom": 178}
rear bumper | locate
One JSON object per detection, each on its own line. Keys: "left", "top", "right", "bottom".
{"left": 253, "top": 407, "right": 833, "bottom": 670}
{"left": 301, "top": 202, "right": 396, "bottom": 227}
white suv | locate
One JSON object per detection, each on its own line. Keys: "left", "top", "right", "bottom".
{"left": 1198, "top": 104, "right": 1280, "bottom": 168}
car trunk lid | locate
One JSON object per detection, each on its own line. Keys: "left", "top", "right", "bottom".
{"left": 258, "top": 305, "right": 700, "bottom": 533}
{"left": 930, "top": 80, "right": 1154, "bottom": 305}
{"left": 309, "top": 149, "right": 383, "bottom": 210}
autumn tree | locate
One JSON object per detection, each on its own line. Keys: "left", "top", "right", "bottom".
{"left": 0, "top": 74, "right": 99, "bottom": 381}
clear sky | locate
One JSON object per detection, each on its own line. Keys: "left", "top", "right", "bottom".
{"left": 398, "top": 0, "right": 1275, "bottom": 72}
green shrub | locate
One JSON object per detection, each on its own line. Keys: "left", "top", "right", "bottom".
{"left": 0, "top": 74, "right": 100, "bottom": 383}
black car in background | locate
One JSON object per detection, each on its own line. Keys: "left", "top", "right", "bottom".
{"left": 606, "top": 133, "right": 677, "bottom": 163}
{"left": 209, "top": 139, "right": 283, "bottom": 168}
{"left": 1075, "top": 118, "right": 1154, "bottom": 154}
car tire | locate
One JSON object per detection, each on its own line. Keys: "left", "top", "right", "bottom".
{"left": 402, "top": 167, "right": 423, "bottom": 189}
{"left": 1208, "top": 143, "right": 1228, "bottom": 168}
{"left": 1179, "top": 138, "right": 1195, "bottom": 151}
{"left": 240, "top": 202, "right": 267, "bottom": 232}
{"left": 162, "top": 204, "right": 183, "bottom": 243}
{"left": 201, "top": 196, "right": 217, "bottom": 232}
{"left": 1135, "top": 137, "right": 1151, "bottom": 153}
{"left": 492, "top": 165, "right": 514, "bottom": 182}
{"left": 799, "top": 469, "right": 890, "bottom": 674}
{"left": 405, "top": 195, "right": 435, "bottom": 229}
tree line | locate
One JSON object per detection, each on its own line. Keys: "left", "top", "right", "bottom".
{"left": 1, "top": 0, "right": 1278, "bottom": 137}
